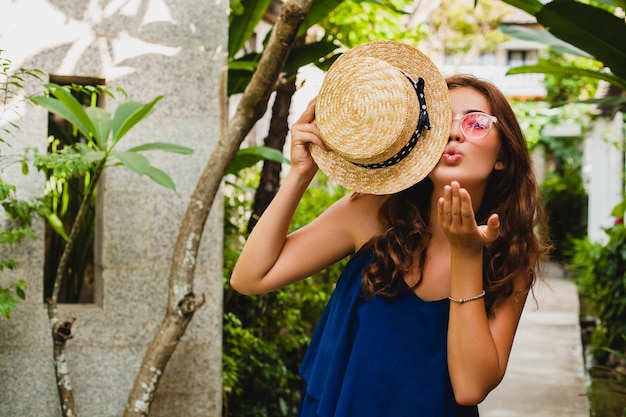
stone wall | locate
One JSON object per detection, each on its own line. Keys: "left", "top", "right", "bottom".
{"left": 0, "top": 1, "right": 226, "bottom": 415}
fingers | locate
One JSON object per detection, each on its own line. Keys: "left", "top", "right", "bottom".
{"left": 292, "top": 98, "right": 328, "bottom": 152}
{"left": 484, "top": 213, "right": 500, "bottom": 243}
{"left": 437, "top": 182, "right": 500, "bottom": 249}
{"left": 437, "top": 181, "right": 473, "bottom": 228}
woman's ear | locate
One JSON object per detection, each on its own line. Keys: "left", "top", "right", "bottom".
{"left": 494, "top": 161, "right": 505, "bottom": 171}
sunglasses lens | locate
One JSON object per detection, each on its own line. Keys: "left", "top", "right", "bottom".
{"left": 462, "top": 113, "right": 492, "bottom": 138}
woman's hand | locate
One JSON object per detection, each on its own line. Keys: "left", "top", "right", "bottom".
{"left": 437, "top": 181, "right": 500, "bottom": 253}
{"left": 289, "top": 98, "right": 328, "bottom": 180}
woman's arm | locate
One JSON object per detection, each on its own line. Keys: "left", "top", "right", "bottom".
{"left": 438, "top": 181, "right": 531, "bottom": 405}
{"left": 230, "top": 100, "right": 376, "bottom": 295}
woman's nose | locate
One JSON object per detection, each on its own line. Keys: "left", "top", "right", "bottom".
{"left": 449, "top": 118, "right": 464, "bottom": 142}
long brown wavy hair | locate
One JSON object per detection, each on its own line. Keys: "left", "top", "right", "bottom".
{"left": 361, "top": 74, "right": 550, "bottom": 315}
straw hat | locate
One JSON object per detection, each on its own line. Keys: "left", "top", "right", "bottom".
{"left": 312, "top": 40, "right": 451, "bottom": 195}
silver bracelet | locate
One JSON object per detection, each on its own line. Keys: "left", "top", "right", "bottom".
{"left": 449, "top": 290, "right": 486, "bottom": 304}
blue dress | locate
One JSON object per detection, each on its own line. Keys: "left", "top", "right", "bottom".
{"left": 298, "top": 248, "right": 479, "bottom": 417}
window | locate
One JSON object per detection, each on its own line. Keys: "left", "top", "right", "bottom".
{"left": 43, "top": 75, "right": 105, "bottom": 304}
{"left": 507, "top": 50, "right": 538, "bottom": 67}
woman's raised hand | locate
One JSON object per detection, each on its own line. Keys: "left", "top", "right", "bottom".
{"left": 437, "top": 181, "right": 500, "bottom": 253}
{"left": 289, "top": 98, "right": 328, "bottom": 180}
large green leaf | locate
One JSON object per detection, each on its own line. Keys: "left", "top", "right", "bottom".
{"left": 46, "top": 83, "right": 97, "bottom": 138}
{"left": 85, "top": 106, "right": 111, "bottom": 150}
{"left": 127, "top": 142, "right": 194, "bottom": 154}
{"left": 284, "top": 41, "right": 341, "bottom": 75}
{"left": 112, "top": 151, "right": 150, "bottom": 175}
{"left": 145, "top": 166, "right": 176, "bottom": 190}
{"left": 499, "top": 25, "right": 591, "bottom": 58}
{"left": 564, "top": 96, "right": 626, "bottom": 108}
{"left": 507, "top": 63, "right": 626, "bottom": 90}
{"left": 31, "top": 95, "right": 95, "bottom": 142}
{"left": 111, "top": 96, "right": 162, "bottom": 145}
{"left": 226, "top": 146, "right": 289, "bottom": 176}
{"left": 228, "top": 52, "right": 261, "bottom": 96}
{"left": 537, "top": 1, "right": 626, "bottom": 80}
{"left": 229, "top": 0, "right": 272, "bottom": 58}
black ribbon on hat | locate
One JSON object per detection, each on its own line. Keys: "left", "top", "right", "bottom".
{"left": 354, "top": 75, "right": 431, "bottom": 169}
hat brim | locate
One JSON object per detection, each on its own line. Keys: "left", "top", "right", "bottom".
{"left": 311, "top": 41, "right": 451, "bottom": 195}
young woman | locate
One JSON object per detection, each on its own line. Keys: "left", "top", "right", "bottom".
{"left": 231, "top": 56, "right": 549, "bottom": 415}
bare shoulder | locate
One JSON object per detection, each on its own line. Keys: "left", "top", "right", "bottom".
{"left": 329, "top": 193, "right": 387, "bottom": 248}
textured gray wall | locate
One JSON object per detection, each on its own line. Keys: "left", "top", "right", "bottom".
{"left": 0, "top": 1, "right": 227, "bottom": 415}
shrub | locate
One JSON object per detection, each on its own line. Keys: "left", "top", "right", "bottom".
{"left": 540, "top": 163, "right": 588, "bottom": 262}
{"left": 222, "top": 170, "right": 348, "bottom": 417}
{"left": 570, "top": 223, "right": 626, "bottom": 361}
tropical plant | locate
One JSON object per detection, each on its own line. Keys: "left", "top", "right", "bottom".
{"left": 498, "top": 0, "right": 626, "bottom": 102}
{"left": 2, "top": 76, "right": 193, "bottom": 414}
{"left": 0, "top": 51, "right": 44, "bottom": 318}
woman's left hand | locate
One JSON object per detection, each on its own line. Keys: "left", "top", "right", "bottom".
{"left": 437, "top": 181, "right": 500, "bottom": 252}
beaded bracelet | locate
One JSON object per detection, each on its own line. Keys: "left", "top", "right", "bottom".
{"left": 449, "top": 290, "right": 486, "bottom": 304}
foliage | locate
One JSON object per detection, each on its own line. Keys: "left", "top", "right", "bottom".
{"left": 0, "top": 51, "right": 42, "bottom": 318}
{"left": 541, "top": 164, "right": 588, "bottom": 262}
{"left": 226, "top": 146, "right": 289, "bottom": 177}
{"left": 222, "top": 169, "right": 349, "bottom": 417}
{"left": 570, "top": 224, "right": 626, "bottom": 362}
{"left": 2, "top": 64, "right": 193, "bottom": 322}
{"left": 0, "top": 279, "right": 26, "bottom": 319}
{"left": 538, "top": 49, "right": 603, "bottom": 105}
{"left": 227, "top": 0, "right": 340, "bottom": 96}
{"left": 502, "top": 0, "right": 626, "bottom": 102}
{"left": 591, "top": 347, "right": 626, "bottom": 416}
{"left": 31, "top": 83, "right": 193, "bottom": 191}
{"left": 431, "top": 0, "right": 514, "bottom": 59}
{"left": 0, "top": 50, "right": 44, "bottom": 144}
{"left": 318, "top": 0, "right": 425, "bottom": 48}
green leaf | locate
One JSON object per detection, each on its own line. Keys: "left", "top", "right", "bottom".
{"left": 498, "top": 25, "right": 591, "bottom": 58}
{"left": 112, "top": 151, "right": 150, "bottom": 175}
{"left": 81, "top": 149, "right": 106, "bottom": 164}
{"left": 226, "top": 146, "right": 289, "bottom": 176}
{"left": 229, "top": 0, "right": 272, "bottom": 58}
{"left": 127, "top": 142, "right": 194, "bottom": 155}
{"left": 559, "top": 96, "right": 626, "bottom": 108}
{"left": 31, "top": 95, "right": 94, "bottom": 141}
{"left": 297, "top": 0, "right": 343, "bottom": 38}
{"left": 0, "top": 289, "right": 19, "bottom": 319}
{"left": 47, "top": 213, "right": 69, "bottom": 242}
{"left": 507, "top": 64, "right": 626, "bottom": 91}
{"left": 284, "top": 41, "right": 341, "bottom": 75}
{"left": 228, "top": 56, "right": 260, "bottom": 72}
{"left": 111, "top": 96, "right": 163, "bottom": 145}
{"left": 537, "top": 1, "right": 626, "bottom": 80}
{"left": 85, "top": 106, "right": 112, "bottom": 150}
{"left": 145, "top": 166, "right": 176, "bottom": 190}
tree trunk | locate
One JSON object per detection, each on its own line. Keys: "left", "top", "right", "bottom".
{"left": 248, "top": 73, "right": 297, "bottom": 232}
{"left": 123, "top": 1, "right": 315, "bottom": 416}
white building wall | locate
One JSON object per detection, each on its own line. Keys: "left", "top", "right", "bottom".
{"left": 584, "top": 112, "right": 625, "bottom": 243}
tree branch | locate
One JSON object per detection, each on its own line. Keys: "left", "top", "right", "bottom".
{"left": 124, "top": 1, "right": 315, "bottom": 416}
{"left": 46, "top": 161, "right": 105, "bottom": 417}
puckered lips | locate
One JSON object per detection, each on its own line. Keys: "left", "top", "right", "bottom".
{"left": 441, "top": 145, "right": 462, "bottom": 165}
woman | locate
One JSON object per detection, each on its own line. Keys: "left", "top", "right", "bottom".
{"left": 231, "top": 42, "right": 549, "bottom": 417}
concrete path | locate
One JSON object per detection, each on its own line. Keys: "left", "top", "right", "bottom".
{"left": 479, "top": 263, "right": 590, "bottom": 417}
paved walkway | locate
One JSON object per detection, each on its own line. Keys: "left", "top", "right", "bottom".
{"left": 480, "top": 263, "right": 590, "bottom": 417}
